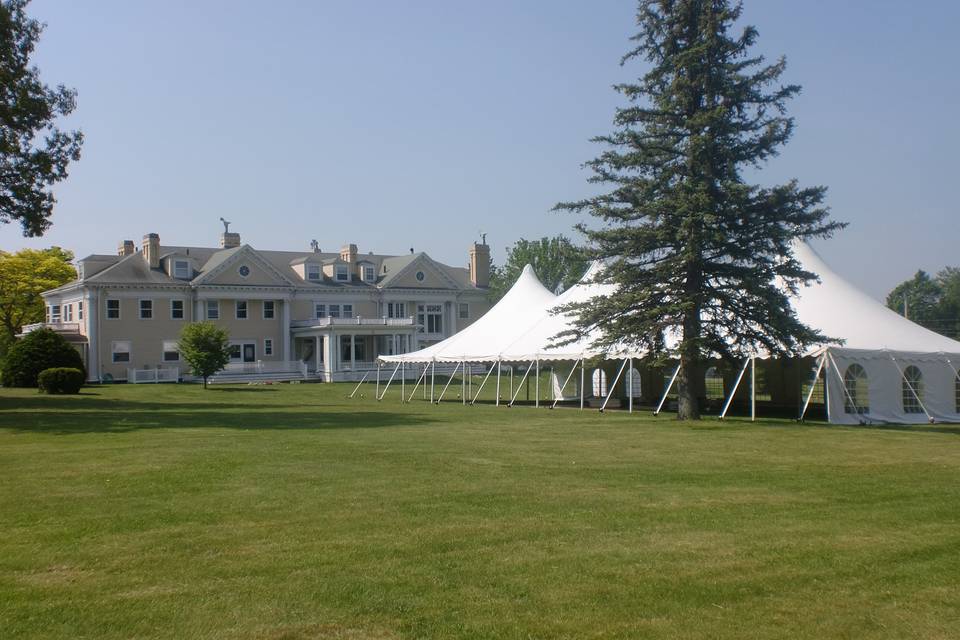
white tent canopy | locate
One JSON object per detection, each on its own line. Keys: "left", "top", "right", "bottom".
{"left": 381, "top": 243, "right": 960, "bottom": 424}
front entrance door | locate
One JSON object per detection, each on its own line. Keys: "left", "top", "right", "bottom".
{"left": 243, "top": 344, "right": 256, "bottom": 363}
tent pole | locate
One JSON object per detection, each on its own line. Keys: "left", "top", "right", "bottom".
{"left": 720, "top": 358, "right": 751, "bottom": 420}
{"left": 510, "top": 366, "right": 514, "bottom": 399}
{"left": 376, "top": 362, "right": 381, "bottom": 400}
{"left": 628, "top": 358, "right": 634, "bottom": 414}
{"left": 496, "top": 360, "right": 501, "bottom": 406}
{"left": 552, "top": 358, "right": 581, "bottom": 409}
{"left": 600, "top": 358, "right": 629, "bottom": 413}
{"left": 888, "top": 353, "right": 934, "bottom": 422}
{"left": 471, "top": 363, "right": 496, "bottom": 404}
{"left": 580, "top": 358, "right": 585, "bottom": 411}
{"left": 509, "top": 361, "right": 536, "bottom": 407}
{"left": 535, "top": 359, "right": 540, "bottom": 408}
{"left": 430, "top": 360, "right": 435, "bottom": 403}
{"left": 377, "top": 362, "right": 401, "bottom": 401}
{"left": 407, "top": 364, "right": 429, "bottom": 403}
{"left": 750, "top": 357, "right": 756, "bottom": 422}
{"left": 468, "top": 363, "right": 472, "bottom": 400}
{"left": 461, "top": 361, "right": 466, "bottom": 405}
{"left": 437, "top": 361, "right": 461, "bottom": 403}
{"left": 349, "top": 371, "right": 370, "bottom": 399}
{"left": 654, "top": 363, "right": 681, "bottom": 416}
{"left": 401, "top": 361, "right": 405, "bottom": 403}
{"left": 799, "top": 353, "right": 827, "bottom": 421}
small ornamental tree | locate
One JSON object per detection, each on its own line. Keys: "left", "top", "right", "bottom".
{"left": 178, "top": 322, "right": 231, "bottom": 388}
{"left": 1, "top": 327, "right": 84, "bottom": 387}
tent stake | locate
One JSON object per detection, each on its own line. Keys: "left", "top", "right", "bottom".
{"left": 798, "top": 353, "right": 827, "bottom": 421}
{"left": 552, "top": 358, "right": 582, "bottom": 409}
{"left": 654, "top": 363, "right": 681, "bottom": 416}
{"left": 471, "top": 363, "right": 496, "bottom": 404}
{"left": 600, "top": 358, "right": 628, "bottom": 413}
{"left": 437, "top": 361, "right": 462, "bottom": 403}
{"left": 377, "top": 362, "right": 401, "bottom": 401}
{"left": 720, "top": 358, "right": 751, "bottom": 420}
{"left": 509, "top": 361, "right": 536, "bottom": 407}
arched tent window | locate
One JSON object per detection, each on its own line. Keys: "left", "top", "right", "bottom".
{"left": 704, "top": 366, "right": 724, "bottom": 399}
{"left": 902, "top": 365, "right": 924, "bottom": 414}
{"left": 592, "top": 368, "right": 607, "bottom": 398}
{"left": 629, "top": 367, "right": 641, "bottom": 398}
{"left": 843, "top": 364, "right": 869, "bottom": 414}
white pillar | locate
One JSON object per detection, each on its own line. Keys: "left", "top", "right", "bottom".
{"left": 281, "top": 299, "right": 291, "bottom": 361}
{"left": 84, "top": 289, "right": 99, "bottom": 382}
{"left": 350, "top": 334, "right": 356, "bottom": 370}
{"left": 315, "top": 336, "right": 321, "bottom": 373}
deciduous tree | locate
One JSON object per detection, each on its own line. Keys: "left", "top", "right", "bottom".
{"left": 0, "top": 0, "right": 83, "bottom": 236}
{"left": 555, "top": 0, "right": 843, "bottom": 419}
{"left": 489, "top": 236, "right": 587, "bottom": 301}
{"left": 0, "top": 246, "right": 75, "bottom": 356}
{"left": 177, "top": 322, "right": 231, "bottom": 388}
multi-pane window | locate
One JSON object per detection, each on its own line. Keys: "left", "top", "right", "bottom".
{"left": 339, "top": 336, "right": 364, "bottom": 362}
{"left": 458, "top": 303, "right": 469, "bottom": 320}
{"left": 236, "top": 300, "right": 248, "bottom": 319}
{"left": 335, "top": 265, "right": 349, "bottom": 282}
{"left": 139, "top": 299, "right": 153, "bottom": 319}
{"left": 228, "top": 344, "right": 242, "bottom": 360}
{"left": 78, "top": 301, "right": 83, "bottom": 321}
{"left": 64, "top": 304, "right": 74, "bottom": 322}
{"left": 206, "top": 300, "right": 219, "bottom": 320}
{"left": 387, "top": 302, "right": 406, "bottom": 318}
{"left": 363, "top": 265, "right": 375, "bottom": 282}
{"left": 902, "top": 365, "right": 924, "bottom": 414}
{"left": 417, "top": 304, "right": 442, "bottom": 334}
{"left": 264, "top": 338, "right": 273, "bottom": 356}
{"left": 704, "top": 366, "right": 725, "bottom": 399}
{"left": 329, "top": 304, "right": 341, "bottom": 318}
{"left": 306, "top": 264, "right": 321, "bottom": 281}
{"left": 112, "top": 341, "right": 131, "bottom": 363}
{"left": 592, "top": 369, "right": 607, "bottom": 397}
{"left": 843, "top": 364, "right": 869, "bottom": 414}
{"left": 171, "top": 299, "right": 184, "bottom": 319}
{"left": 342, "top": 304, "right": 353, "bottom": 318}
{"left": 263, "top": 300, "right": 275, "bottom": 319}
{"left": 314, "top": 303, "right": 326, "bottom": 319}
{"left": 162, "top": 340, "right": 180, "bottom": 362}
{"left": 106, "top": 299, "right": 120, "bottom": 319}
{"left": 50, "top": 304, "right": 61, "bottom": 322}
{"left": 174, "top": 260, "right": 190, "bottom": 279}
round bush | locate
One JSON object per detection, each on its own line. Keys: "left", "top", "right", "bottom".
{"left": 37, "top": 367, "right": 85, "bottom": 394}
{"left": 1, "top": 328, "right": 85, "bottom": 388}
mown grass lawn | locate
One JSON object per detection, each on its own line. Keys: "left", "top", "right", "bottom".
{"left": 0, "top": 382, "right": 958, "bottom": 639}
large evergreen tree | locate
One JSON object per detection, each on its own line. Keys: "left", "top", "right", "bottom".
{"left": 555, "top": 0, "right": 844, "bottom": 419}
{"left": 0, "top": 0, "right": 83, "bottom": 236}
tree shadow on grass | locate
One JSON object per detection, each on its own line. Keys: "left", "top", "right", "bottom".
{"left": 748, "top": 417, "right": 960, "bottom": 437}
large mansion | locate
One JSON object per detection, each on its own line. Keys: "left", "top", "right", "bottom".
{"left": 33, "top": 229, "right": 492, "bottom": 382}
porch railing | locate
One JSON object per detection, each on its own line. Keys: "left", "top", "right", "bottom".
{"left": 291, "top": 317, "right": 415, "bottom": 329}
{"left": 21, "top": 322, "right": 81, "bottom": 334}
{"left": 221, "top": 360, "right": 308, "bottom": 377}
{"left": 127, "top": 367, "right": 180, "bottom": 384}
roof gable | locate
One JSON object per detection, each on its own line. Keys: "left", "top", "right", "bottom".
{"left": 193, "top": 245, "right": 296, "bottom": 287}
{"left": 380, "top": 253, "right": 463, "bottom": 290}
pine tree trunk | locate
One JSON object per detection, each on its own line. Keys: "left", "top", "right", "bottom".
{"left": 677, "top": 352, "right": 701, "bottom": 420}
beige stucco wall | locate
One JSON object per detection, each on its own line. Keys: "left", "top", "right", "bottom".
{"left": 205, "top": 260, "right": 285, "bottom": 287}
{"left": 98, "top": 296, "right": 195, "bottom": 380}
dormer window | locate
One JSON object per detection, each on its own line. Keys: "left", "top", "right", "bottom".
{"left": 174, "top": 260, "right": 190, "bottom": 279}
{"left": 307, "top": 264, "right": 321, "bottom": 281}
{"left": 363, "top": 265, "right": 375, "bottom": 282}
{"left": 335, "top": 265, "right": 349, "bottom": 282}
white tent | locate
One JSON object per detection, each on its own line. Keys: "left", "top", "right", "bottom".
{"left": 379, "top": 243, "right": 960, "bottom": 424}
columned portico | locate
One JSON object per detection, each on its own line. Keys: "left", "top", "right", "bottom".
{"left": 291, "top": 317, "right": 415, "bottom": 382}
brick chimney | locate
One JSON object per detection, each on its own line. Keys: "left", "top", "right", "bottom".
{"left": 340, "top": 243, "right": 358, "bottom": 263}
{"left": 142, "top": 233, "right": 160, "bottom": 269}
{"left": 220, "top": 232, "right": 241, "bottom": 249}
{"left": 469, "top": 241, "right": 490, "bottom": 288}
{"left": 118, "top": 240, "right": 135, "bottom": 257}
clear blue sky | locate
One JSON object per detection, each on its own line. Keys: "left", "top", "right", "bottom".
{"left": 2, "top": 0, "right": 958, "bottom": 299}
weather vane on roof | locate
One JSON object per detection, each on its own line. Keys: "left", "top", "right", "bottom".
{"left": 219, "top": 217, "right": 231, "bottom": 233}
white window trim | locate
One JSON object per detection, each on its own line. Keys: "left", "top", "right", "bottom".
{"left": 335, "top": 265, "right": 349, "bottom": 282}
{"left": 263, "top": 300, "right": 276, "bottom": 319}
{"left": 206, "top": 300, "right": 220, "bottom": 320}
{"left": 236, "top": 300, "right": 248, "bottom": 320}
{"left": 174, "top": 260, "right": 190, "bottom": 279}
{"left": 306, "top": 264, "right": 322, "bottom": 281}
{"left": 363, "top": 265, "right": 375, "bottom": 282}
{"left": 78, "top": 301, "right": 83, "bottom": 321}
{"left": 458, "top": 302, "right": 469, "bottom": 320}
{"left": 170, "top": 298, "right": 185, "bottom": 320}
{"left": 111, "top": 340, "right": 131, "bottom": 363}
{"left": 106, "top": 299, "right": 120, "bottom": 320}
{"left": 264, "top": 338, "right": 273, "bottom": 356}
{"left": 162, "top": 340, "right": 180, "bottom": 362}
{"left": 139, "top": 299, "right": 154, "bottom": 320}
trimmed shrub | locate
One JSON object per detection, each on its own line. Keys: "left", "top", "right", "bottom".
{"left": 1, "top": 328, "right": 85, "bottom": 388}
{"left": 37, "top": 367, "right": 85, "bottom": 394}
